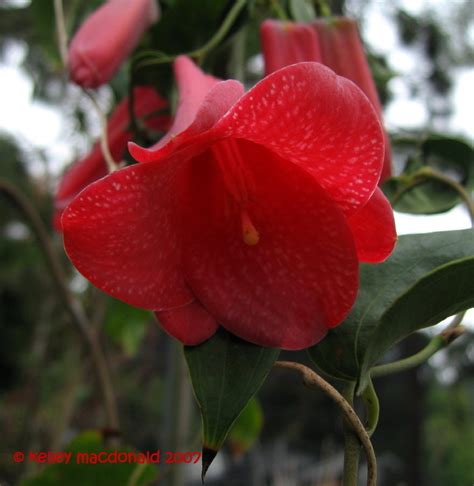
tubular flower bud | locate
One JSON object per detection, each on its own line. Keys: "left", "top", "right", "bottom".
{"left": 54, "top": 86, "right": 169, "bottom": 230}
{"left": 68, "top": 0, "right": 159, "bottom": 88}
{"left": 260, "top": 19, "right": 322, "bottom": 76}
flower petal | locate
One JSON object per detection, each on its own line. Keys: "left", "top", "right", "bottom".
{"left": 62, "top": 161, "right": 193, "bottom": 310}
{"left": 182, "top": 140, "right": 359, "bottom": 350}
{"left": 347, "top": 188, "right": 397, "bottom": 263}
{"left": 155, "top": 300, "right": 219, "bottom": 345}
{"left": 213, "top": 62, "right": 384, "bottom": 215}
{"left": 130, "top": 56, "right": 244, "bottom": 163}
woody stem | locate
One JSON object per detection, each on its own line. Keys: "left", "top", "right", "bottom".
{"left": 0, "top": 178, "right": 120, "bottom": 431}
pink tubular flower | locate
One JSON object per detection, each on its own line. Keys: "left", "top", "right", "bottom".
{"left": 260, "top": 19, "right": 322, "bottom": 76}
{"left": 312, "top": 17, "right": 393, "bottom": 182}
{"left": 54, "top": 86, "right": 168, "bottom": 230}
{"left": 68, "top": 0, "right": 159, "bottom": 88}
{"left": 261, "top": 18, "right": 393, "bottom": 182}
{"left": 62, "top": 56, "right": 396, "bottom": 350}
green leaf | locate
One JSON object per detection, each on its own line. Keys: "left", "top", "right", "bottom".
{"left": 359, "top": 256, "right": 474, "bottom": 389}
{"left": 103, "top": 300, "right": 152, "bottom": 356}
{"left": 289, "top": 0, "right": 316, "bottom": 22}
{"left": 184, "top": 329, "right": 278, "bottom": 477}
{"left": 20, "top": 431, "right": 157, "bottom": 486}
{"left": 308, "top": 230, "right": 474, "bottom": 387}
{"left": 227, "top": 397, "right": 263, "bottom": 454}
{"left": 384, "top": 135, "right": 474, "bottom": 214}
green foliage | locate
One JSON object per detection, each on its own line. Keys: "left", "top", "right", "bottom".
{"left": 308, "top": 230, "right": 474, "bottom": 391}
{"left": 184, "top": 329, "right": 278, "bottom": 462}
{"left": 425, "top": 383, "right": 474, "bottom": 485}
{"left": 384, "top": 135, "right": 474, "bottom": 214}
{"left": 20, "top": 430, "right": 157, "bottom": 486}
{"left": 227, "top": 396, "right": 263, "bottom": 454}
{"left": 103, "top": 300, "right": 152, "bottom": 357}
{"left": 289, "top": 0, "right": 316, "bottom": 22}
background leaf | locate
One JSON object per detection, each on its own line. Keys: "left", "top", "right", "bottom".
{"left": 227, "top": 397, "right": 263, "bottom": 455}
{"left": 289, "top": 0, "right": 316, "bottom": 22}
{"left": 308, "top": 230, "right": 474, "bottom": 387}
{"left": 184, "top": 329, "right": 279, "bottom": 475}
{"left": 103, "top": 300, "right": 152, "bottom": 357}
{"left": 384, "top": 135, "right": 474, "bottom": 214}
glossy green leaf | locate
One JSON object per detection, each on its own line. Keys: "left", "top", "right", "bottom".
{"left": 20, "top": 430, "right": 157, "bottom": 486}
{"left": 359, "top": 256, "right": 474, "bottom": 389}
{"left": 184, "top": 329, "right": 278, "bottom": 476}
{"left": 384, "top": 135, "right": 474, "bottom": 214}
{"left": 289, "top": 0, "right": 316, "bottom": 22}
{"left": 227, "top": 397, "right": 263, "bottom": 454}
{"left": 308, "top": 230, "right": 474, "bottom": 387}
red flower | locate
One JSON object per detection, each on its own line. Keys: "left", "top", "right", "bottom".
{"left": 68, "top": 0, "right": 159, "bottom": 88}
{"left": 261, "top": 18, "right": 393, "bottom": 182}
{"left": 62, "top": 57, "right": 396, "bottom": 350}
{"left": 54, "top": 86, "right": 168, "bottom": 230}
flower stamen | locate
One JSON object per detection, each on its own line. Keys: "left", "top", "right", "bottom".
{"left": 241, "top": 209, "right": 259, "bottom": 246}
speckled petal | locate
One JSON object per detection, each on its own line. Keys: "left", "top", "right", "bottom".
{"left": 130, "top": 56, "right": 244, "bottom": 162}
{"left": 213, "top": 62, "right": 384, "bottom": 215}
{"left": 62, "top": 160, "right": 193, "bottom": 310}
{"left": 155, "top": 300, "right": 219, "bottom": 345}
{"left": 347, "top": 188, "right": 397, "bottom": 263}
{"left": 182, "top": 140, "right": 359, "bottom": 350}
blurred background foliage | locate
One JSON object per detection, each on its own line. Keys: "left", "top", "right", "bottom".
{"left": 0, "top": 0, "right": 473, "bottom": 485}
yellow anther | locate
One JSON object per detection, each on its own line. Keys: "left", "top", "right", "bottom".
{"left": 241, "top": 210, "right": 260, "bottom": 246}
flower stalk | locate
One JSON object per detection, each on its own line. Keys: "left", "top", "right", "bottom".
{"left": 0, "top": 178, "right": 120, "bottom": 432}
{"left": 274, "top": 361, "right": 376, "bottom": 486}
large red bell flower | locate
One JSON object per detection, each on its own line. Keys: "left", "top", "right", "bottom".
{"left": 62, "top": 56, "right": 396, "bottom": 350}
{"left": 68, "top": 0, "right": 159, "bottom": 88}
{"left": 54, "top": 86, "right": 168, "bottom": 230}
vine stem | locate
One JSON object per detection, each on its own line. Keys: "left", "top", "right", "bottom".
{"left": 0, "top": 179, "right": 120, "bottom": 431}
{"left": 361, "top": 378, "right": 379, "bottom": 437}
{"left": 132, "top": 0, "right": 247, "bottom": 71}
{"left": 82, "top": 89, "right": 120, "bottom": 173}
{"left": 371, "top": 325, "right": 465, "bottom": 378}
{"left": 392, "top": 166, "right": 474, "bottom": 225}
{"left": 421, "top": 167, "right": 474, "bottom": 224}
{"left": 274, "top": 361, "right": 376, "bottom": 486}
{"left": 53, "top": 0, "right": 68, "bottom": 66}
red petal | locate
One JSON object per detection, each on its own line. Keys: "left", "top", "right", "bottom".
{"left": 182, "top": 140, "right": 359, "bottom": 350}
{"left": 212, "top": 62, "right": 384, "bottom": 215}
{"left": 62, "top": 161, "right": 193, "bottom": 310}
{"left": 130, "top": 57, "right": 244, "bottom": 162}
{"left": 347, "top": 188, "right": 397, "bottom": 263}
{"left": 155, "top": 300, "right": 219, "bottom": 345}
